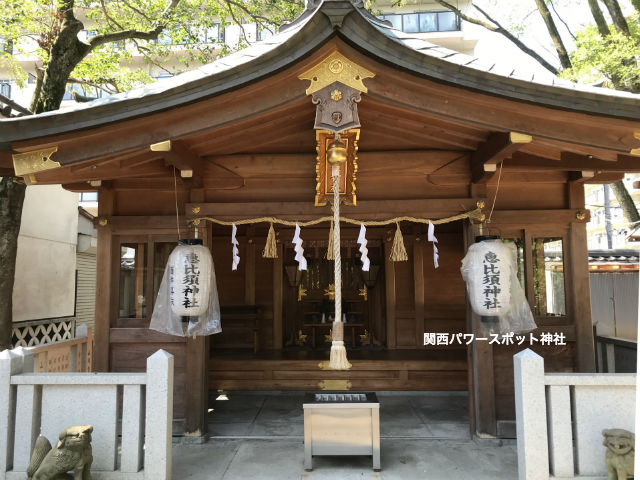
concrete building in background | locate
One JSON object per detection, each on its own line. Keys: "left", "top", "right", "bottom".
{"left": 10, "top": 185, "right": 97, "bottom": 346}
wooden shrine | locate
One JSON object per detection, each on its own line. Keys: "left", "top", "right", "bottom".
{"left": 1, "top": 0, "right": 640, "bottom": 439}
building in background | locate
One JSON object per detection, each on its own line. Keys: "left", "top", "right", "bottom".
{"left": 0, "top": 0, "right": 473, "bottom": 112}
{"left": 585, "top": 176, "right": 640, "bottom": 250}
{"left": 10, "top": 185, "right": 98, "bottom": 346}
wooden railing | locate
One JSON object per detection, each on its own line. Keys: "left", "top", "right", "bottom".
{"left": 27, "top": 327, "right": 93, "bottom": 372}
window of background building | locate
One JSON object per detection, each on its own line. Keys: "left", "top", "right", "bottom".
{"left": 381, "top": 11, "right": 460, "bottom": 33}
{"left": 0, "top": 81, "right": 11, "bottom": 98}
{"left": 79, "top": 192, "right": 98, "bottom": 202}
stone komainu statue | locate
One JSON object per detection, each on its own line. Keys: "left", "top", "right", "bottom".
{"left": 27, "top": 425, "right": 93, "bottom": 480}
{"left": 603, "top": 428, "right": 634, "bottom": 480}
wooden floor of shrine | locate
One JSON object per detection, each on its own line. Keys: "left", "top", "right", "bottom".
{"left": 209, "top": 348, "right": 468, "bottom": 391}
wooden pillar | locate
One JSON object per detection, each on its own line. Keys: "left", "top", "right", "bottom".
{"left": 464, "top": 221, "right": 497, "bottom": 437}
{"left": 384, "top": 238, "right": 396, "bottom": 349}
{"left": 94, "top": 188, "right": 115, "bottom": 372}
{"left": 568, "top": 183, "right": 596, "bottom": 372}
{"left": 273, "top": 243, "right": 283, "bottom": 350}
{"left": 245, "top": 227, "right": 256, "bottom": 305}
{"left": 185, "top": 223, "right": 210, "bottom": 437}
{"left": 413, "top": 236, "right": 425, "bottom": 347}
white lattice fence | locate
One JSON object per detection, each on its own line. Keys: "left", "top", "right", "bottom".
{"left": 11, "top": 318, "right": 75, "bottom": 347}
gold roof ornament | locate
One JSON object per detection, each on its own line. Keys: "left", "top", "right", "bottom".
{"left": 298, "top": 51, "right": 374, "bottom": 95}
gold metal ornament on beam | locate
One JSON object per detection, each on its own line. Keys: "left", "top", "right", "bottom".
{"left": 12, "top": 146, "right": 60, "bottom": 184}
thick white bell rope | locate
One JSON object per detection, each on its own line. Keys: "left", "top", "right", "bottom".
{"left": 428, "top": 221, "right": 439, "bottom": 269}
{"left": 357, "top": 224, "right": 370, "bottom": 271}
{"left": 329, "top": 164, "right": 351, "bottom": 370}
{"left": 231, "top": 223, "right": 240, "bottom": 271}
{"left": 292, "top": 224, "right": 308, "bottom": 271}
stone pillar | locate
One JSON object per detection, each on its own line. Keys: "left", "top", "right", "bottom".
{"left": 144, "top": 349, "right": 174, "bottom": 480}
{"left": 0, "top": 350, "right": 22, "bottom": 479}
{"left": 11, "top": 347, "right": 39, "bottom": 472}
{"left": 514, "top": 349, "right": 549, "bottom": 480}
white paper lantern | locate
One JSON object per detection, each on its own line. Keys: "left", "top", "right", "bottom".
{"left": 168, "top": 239, "right": 213, "bottom": 316}
{"left": 461, "top": 238, "right": 512, "bottom": 317}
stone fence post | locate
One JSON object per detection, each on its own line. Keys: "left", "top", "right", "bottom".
{"left": 144, "top": 349, "right": 174, "bottom": 480}
{"left": 0, "top": 350, "right": 24, "bottom": 480}
{"left": 514, "top": 349, "right": 549, "bottom": 480}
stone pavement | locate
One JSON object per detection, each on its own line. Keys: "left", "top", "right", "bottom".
{"left": 171, "top": 392, "right": 517, "bottom": 479}
{"left": 172, "top": 438, "right": 518, "bottom": 479}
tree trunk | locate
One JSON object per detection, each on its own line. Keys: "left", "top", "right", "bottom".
{"left": 587, "top": 0, "right": 611, "bottom": 37}
{"left": 0, "top": 178, "right": 26, "bottom": 350}
{"left": 601, "top": 0, "right": 630, "bottom": 36}
{"left": 609, "top": 180, "right": 640, "bottom": 226}
{"left": 534, "top": 0, "right": 572, "bottom": 69}
{"left": 30, "top": 9, "right": 89, "bottom": 114}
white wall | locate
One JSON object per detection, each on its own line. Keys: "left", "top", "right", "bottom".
{"left": 12, "top": 185, "right": 79, "bottom": 322}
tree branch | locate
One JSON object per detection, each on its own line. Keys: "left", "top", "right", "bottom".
{"left": 434, "top": 1, "right": 560, "bottom": 75}
{"left": 88, "top": 26, "right": 165, "bottom": 48}
{"left": 588, "top": 0, "right": 611, "bottom": 37}
{"left": 602, "top": 0, "right": 630, "bottom": 36}
{"left": 533, "top": 0, "right": 571, "bottom": 69}
{"left": 549, "top": 0, "right": 576, "bottom": 41}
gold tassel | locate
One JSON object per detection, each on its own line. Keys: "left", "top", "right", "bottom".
{"left": 262, "top": 223, "right": 278, "bottom": 258}
{"left": 326, "top": 222, "right": 334, "bottom": 260}
{"left": 390, "top": 222, "right": 408, "bottom": 261}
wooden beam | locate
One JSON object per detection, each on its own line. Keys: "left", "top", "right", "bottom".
{"left": 490, "top": 209, "right": 589, "bottom": 224}
{"left": 186, "top": 199, "right": 479, "bottom": 220}
{"left": 150, "top": 140, "right": 202, "bottom": 179}
{"left": 584, "top": 172, "right": 625, "bottom": 184}
{"left": 568, "top": 171, "right": 596, "bottom": 183}
{"left": 471, "top": 132, "right": 532, "bottom": 183}
{"left": 204, "top": 150, "right": 469, "bottom": 178}
{"left": 508, "top": 152, "right": 640, "bottom": 172}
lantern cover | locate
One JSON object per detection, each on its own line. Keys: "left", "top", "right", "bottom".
{"left": 150, "top": 240, "right": 222, "bottom": 337}
{"left": 461, "top": 239, "right": 536, "bottom": 335}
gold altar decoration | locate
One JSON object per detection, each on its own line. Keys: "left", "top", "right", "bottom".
{"left": 298, "top": 284, "right": 307, "bottom": 302}
{"left": 296, "top": 329, "right": 308, "bottom": 347}
{"left": 324, "top": 284, "right": 335, "bottom": 300}
{"left": 298, "top": 50, "right": 374, "bottom": 96}
{"left": 358, "top": 285, "right": 368, "bottom": 301}
{"left": 319, "top": 380, "right": 352, "bottom": 390}
{"left": 315, "top": 129, "right": 359, "bottom": 206}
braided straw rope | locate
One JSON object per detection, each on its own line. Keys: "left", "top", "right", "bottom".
{"left": 191, "top": 208, "right": 483, "bottom": 228}
{"left": 328, "top": 165, "right": 351, "bottom": 370}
